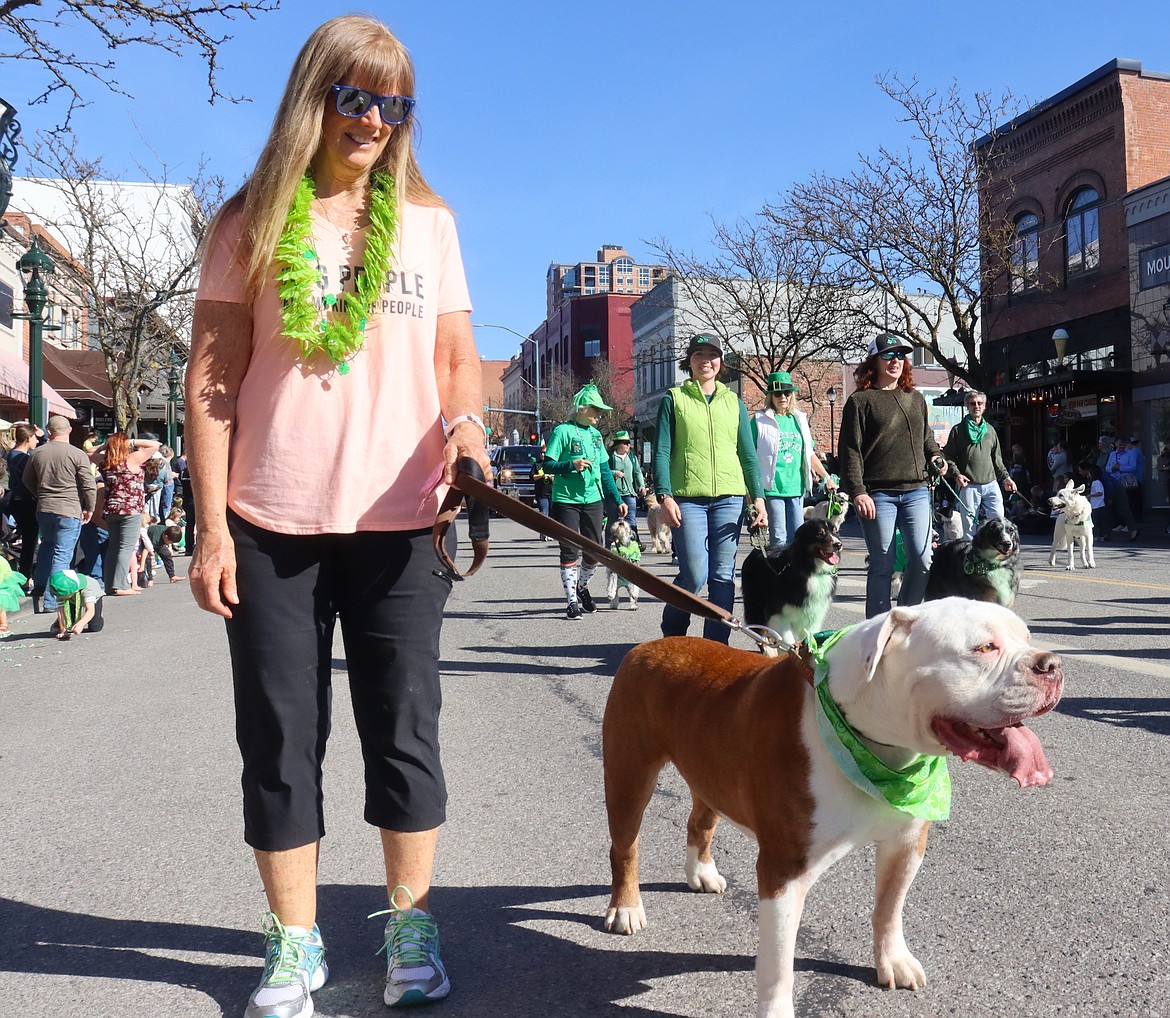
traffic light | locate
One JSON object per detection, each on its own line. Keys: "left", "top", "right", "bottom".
{"left": 529, "top": 431, "right": 539, "bottom": 443}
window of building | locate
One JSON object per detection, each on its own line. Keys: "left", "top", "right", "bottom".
{"left": 614, "top": 256, "right": 633, "bottom": 274}
{"left": 1010, "top": 212, "right": 1040, "bottom": 294}
{"left": 0, "top": 282, "right": 12, "bottom": 330}
{"left": 598, "top": 264, "right": 610, "bottom": 286}
{"left": 584, "top": 338, "right": 601, "bottom": 358}
{"left": 584, "top": 286, "right": 594, "bottom": 295}
{"left": 639, "top": 267, "right": 650, "bottom": 287}
{"left": 1065, "top": 187, "right": 1100, "bottom": 278}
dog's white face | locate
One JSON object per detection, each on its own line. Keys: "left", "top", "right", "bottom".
{"left": 828, "top": 598, "right": 1063, "bottom": 788}
{"left": 609, "top": 518, "right": 636, "bottom": 548}
{"left": 1049, "top": 483, "right": 1092, "bottom": 525}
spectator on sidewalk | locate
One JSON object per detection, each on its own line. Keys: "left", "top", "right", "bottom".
{"left": 5, "top": 424, "right": 41, "bottom": 584}
{"left": 1104, "top": 435, "right": 1140, "bottom": 540}
{"left": 943, "top": 391, "right": 1017, "bottom": 538}
{"left": 23, "top": 416, "right": 96, "bottom": 615}
{"left": 1047, "top": 439, "right": 1069, "bottom": 489}
{"left": 48, "top": 568, "right": 105, "bottom": 637}
{"left": 91, "top": 433, "right": 162, "bottom": 595}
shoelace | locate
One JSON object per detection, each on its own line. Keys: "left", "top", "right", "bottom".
{"left": 260, "top": 912, "right": 313, "bottom": 983}
{"left": 369, "top": 885, "right": 438, "bottom": 968}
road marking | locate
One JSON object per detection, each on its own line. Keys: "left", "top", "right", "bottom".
{"left": 1020, "top": 569, "right": 1170, "bottom": 593}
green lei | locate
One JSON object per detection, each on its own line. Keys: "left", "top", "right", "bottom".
{"left": 808, "top": 628, "right": 952, "bottom": 821}
{"left": 274, "top": 172, "right": 398, "bottom": 374}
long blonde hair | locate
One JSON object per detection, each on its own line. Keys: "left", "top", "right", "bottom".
{"left": 206, "top": 15, "right": 444, "bottom": 299}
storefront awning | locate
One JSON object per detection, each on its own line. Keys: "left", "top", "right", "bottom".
{"left": 41, "top": 345, "right": 114, "bottom": 407}
{"left": 0, "top": 346, "right": 78, "bottom": 418}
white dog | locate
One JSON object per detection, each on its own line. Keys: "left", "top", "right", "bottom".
{"left": 1049, "top": 480, "right": 1095, "bottom": 570}
{"left": 643, "top": 493, "right": 673, "bottom": 555}
{"left": 605, "top": 518, "right": 641, "bottom": 609}
{"left": 603, "top": 599, "right": 1063, "bottom": 1018}
{"left": 803, "top": 491, "right": 851, "bottom": 533}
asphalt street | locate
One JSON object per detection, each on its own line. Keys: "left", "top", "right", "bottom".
{"left": 2, "top": 515, "right": 1168, "bottom": 1018}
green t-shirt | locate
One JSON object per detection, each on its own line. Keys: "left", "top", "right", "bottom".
{"left": 767, "top": 414, "right": 805, "bottom": 497}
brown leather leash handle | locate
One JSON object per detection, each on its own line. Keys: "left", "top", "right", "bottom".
{"left": 432, "top": 456, "right": 490, "bottom": 578}
{"left": 435, "top": 462, "right": 736, "bottom": 627}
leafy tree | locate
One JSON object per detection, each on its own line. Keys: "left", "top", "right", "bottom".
{"left": 1, "top": 0, "right": 279, "bottom": 126}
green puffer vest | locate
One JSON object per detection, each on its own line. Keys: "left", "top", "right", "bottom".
{"left": 669, "top": 379, "right": 746, "bottom": 497}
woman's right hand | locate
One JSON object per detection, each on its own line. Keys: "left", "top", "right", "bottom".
{"left": 189, "top": 526, "right": 239, "bottom": 619}
{"left": 855, "top": 493, "right": 876, "bottom": 520}
{"left": 661, "top": 494, "right": 682, "bottom": 528}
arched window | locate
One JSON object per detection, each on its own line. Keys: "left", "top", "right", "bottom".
{"left": 1011, "top": 212, "right": 1040, "bottom": 293}
{"left": 1065, "top": 187, "right": 1100, "bottom": 277}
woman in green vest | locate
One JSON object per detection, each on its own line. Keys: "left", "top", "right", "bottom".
{"left": 652, "top": 334, "right": 767, "bottom": 643}
{"left": 544, "top": 384, "right": 626, "bottom": 620}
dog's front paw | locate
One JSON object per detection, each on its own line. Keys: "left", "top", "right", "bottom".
{"left": 685, "top": 855, "right": 727, "bottom": 894}
{"left": 604, "top": 900, "right": 646, "bottom": 935}
{"left": 875, "top": 946, "right": 926, "bottom": 991}
{"left": 1065, "top": 564, "right": 1075, "bottom": 572}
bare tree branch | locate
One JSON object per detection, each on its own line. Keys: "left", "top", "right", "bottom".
{"left": 772, "top": 74, "right": 1045, "bottom": 392}
{"left": 1, "top": 1, "right": 280, "bottom": 128}
{"left": 23, "top": 130, "right": 223, "bottom": 431}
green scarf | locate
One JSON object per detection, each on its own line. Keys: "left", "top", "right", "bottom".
{"left": 965, "top": 416, "right": 988, "bottom": 445}
{"left": 809, "top": 629, "right": 951, "bottom": 821}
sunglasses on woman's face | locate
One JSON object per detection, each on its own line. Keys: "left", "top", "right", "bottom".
{"left": 879, "top": 350, "right": 908, "bottom": 361}
{"left": 331, "top": 85, "right": 416, "bottom": 124}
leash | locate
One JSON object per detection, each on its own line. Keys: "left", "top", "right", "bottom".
{"left": 433, "top": 457, "right": 786, "bottom": 651}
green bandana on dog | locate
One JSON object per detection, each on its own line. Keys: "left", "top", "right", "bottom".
{"left": 809, "top": 629, "right": 952, "bottom": 821}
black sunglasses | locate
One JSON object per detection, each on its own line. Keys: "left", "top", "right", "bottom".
{"left": 879, "top": 350, "right": 908, "bottom": 361}
{"left": 331, "top": 84, "right": 416, "bottom": 125}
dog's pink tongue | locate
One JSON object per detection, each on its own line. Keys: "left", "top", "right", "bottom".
{"left": 998, "top": 724, "right": 1054, "bottom": 788}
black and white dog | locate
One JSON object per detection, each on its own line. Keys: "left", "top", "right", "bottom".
{"left": 741, "top": 519, "right": 841, "bottom": 656}
{"left": 924, "top": 517, "right": 1022, "bottom": 608}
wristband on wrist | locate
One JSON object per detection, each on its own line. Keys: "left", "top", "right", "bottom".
{"left": 444, "top": 413, "right": 487, "bottom": 441}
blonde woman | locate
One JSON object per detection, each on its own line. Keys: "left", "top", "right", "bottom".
{"left": 186, "top": 15, "right": 491, "bottom": 1016}
{"left": 751, "top": 370, "right": 835, "bottom": 551}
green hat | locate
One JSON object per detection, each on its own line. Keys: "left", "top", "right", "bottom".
{"left": 49, "top": 569, "right": 86, "bottom": 598}
{"left": 613, "top": 430, "right": 632, "bottom": 442}
{"left": 572, "top": 383, "right": 612, "bottom": 411}
{"left": 768, "top": 371, "right": 797, "bottom": 394}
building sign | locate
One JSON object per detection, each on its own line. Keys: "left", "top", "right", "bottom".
{"left": 1139, "top": 242, "right": 1170, "bottom": 290}
{"left": 1062, "top": 395, "right": 1098, "bottom": 418}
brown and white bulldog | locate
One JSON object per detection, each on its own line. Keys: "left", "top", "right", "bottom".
{"left": 602, "top": 598, "right": 1063, "bottom": 1018}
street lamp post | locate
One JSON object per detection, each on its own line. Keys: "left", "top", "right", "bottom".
{"left": 13, "top": 236, "right": 61, "bottom": 430}
{"left": 473, "top": 323, "right": 541, "bottom": 440}
{"left": 826, "top": 385, "right": 838, "bottom": 459}
{"left": 166, "top": 349, "right": 183, "bottom": 450}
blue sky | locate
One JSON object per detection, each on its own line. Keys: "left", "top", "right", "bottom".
{"left": 6, "top": 1, "right": 1170, "bottom": 361}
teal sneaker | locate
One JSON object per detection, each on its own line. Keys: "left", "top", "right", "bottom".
{"left": 369, "top": 886, "right": 450, "bottom": 1006}
{"left": 244, "top": 912, "right": 328, "bottom": 1018}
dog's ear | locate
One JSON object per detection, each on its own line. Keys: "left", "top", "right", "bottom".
{"left": 1073, "top": 484, "right": 1085, "bottom": 495}
{"left": 860, "top": 608, "right": 916, "bottom": 683}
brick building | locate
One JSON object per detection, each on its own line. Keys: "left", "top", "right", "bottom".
{"left": 977, "top": 59, "right": 1170, "bottom": 484}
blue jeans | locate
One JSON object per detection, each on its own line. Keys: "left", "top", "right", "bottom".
{"left": 765, "top": 495, "right": 804, "bottom": 551}
{"left": 859, "top": 486, "right": 934, "bottom": 618}
{"left": 621, "top": 494, "right": 639, "bottom": 537}
{"left": 33, "top": 512, "right": 83, "bottom": 611}
{"left": 78, "top": 522, "right": 108, "bottom": 581}
{"left": 958, "top": 480, "right": 1004, "bottom": 538}
{"left": 661, "top": 495, "right": 745, "bottom": 643}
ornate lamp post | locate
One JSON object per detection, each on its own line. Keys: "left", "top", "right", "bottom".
{"left": 826, "top": 385, "right": 838, "bottom": 458}
{"left": 14, "top": 237, "right": 61, "bottom": 430}
{"left": 166, "top": 349, "right": 183, "bottom": 450}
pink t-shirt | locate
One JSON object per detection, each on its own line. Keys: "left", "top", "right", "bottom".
{"left": 196, "top": 200, "right": 472, "bottom": 534}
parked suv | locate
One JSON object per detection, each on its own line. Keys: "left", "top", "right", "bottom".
{"left": 491, "top": 444, "right": 542, "bottom": 504}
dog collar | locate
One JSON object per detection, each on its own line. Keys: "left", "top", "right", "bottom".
{"left": 810, "top": 630, "right": 952, "bottom": 821}
{"left": 963, "top": 550, "right": 1003, "bottom": 576}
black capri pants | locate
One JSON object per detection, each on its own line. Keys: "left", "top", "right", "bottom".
{"left": 225, "top": 511, "right": 452, "bottom": 852}
{"left": 550, "top": 500, "right": 603, "bottom": 567}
